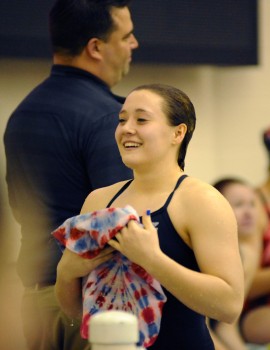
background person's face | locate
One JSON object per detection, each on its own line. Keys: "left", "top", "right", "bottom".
{"left": 222, "top": 183, "right": 258, "bottom": 237}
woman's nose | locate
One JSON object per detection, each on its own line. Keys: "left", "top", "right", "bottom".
{"left": 122, "top": 120, "right": 136, "bottom": 134}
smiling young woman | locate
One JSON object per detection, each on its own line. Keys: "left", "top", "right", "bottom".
{"left": 55, "top": 83, "right": 244, "bottom": 350}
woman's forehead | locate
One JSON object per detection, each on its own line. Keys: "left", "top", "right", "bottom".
{"left": 125, "top": 89, "right": 163, "bottom": 107}
{"left": 223, "top": 183, "right": 255, "bottom": 198}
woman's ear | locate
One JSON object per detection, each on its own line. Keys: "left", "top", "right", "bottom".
{"left": 173, "top": 123, "right": 187, "bottom": 144}
{"left": 85, "top": 38, "right": 103, "bottom": 60}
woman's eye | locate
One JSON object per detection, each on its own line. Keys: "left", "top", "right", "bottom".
{"left": 137, "top": 118, "right": 147, "bottom": 123}
{"left": 118, "top": 118, "right": 126, "bottom": 124}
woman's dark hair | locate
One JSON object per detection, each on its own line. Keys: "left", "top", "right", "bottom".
{"left": 49, "top": 0, "right": 131, "bottom": 56}
{"left": 212, "top": 177, "right": 247, "bottom": 194}
{"left": 132, "top": 83, "right": 196, "bottom": 170}
{"left": 263, "top": 128, "right": 270, "bottom": 152}
{"left": 262, "top": 127, "right": 270, "bottom": 170}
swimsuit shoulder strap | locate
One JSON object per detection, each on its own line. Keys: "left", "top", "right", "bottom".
{"left": 163, "top": 174, "right": 188, "bottom": 209}
{"left": 106, "top": 179, "right": 133, "bottom": 208}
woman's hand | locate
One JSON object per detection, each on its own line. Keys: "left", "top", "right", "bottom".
{"left": 108, "top": 212, "right": 161, "bottom": 269}
{"left": 57, "top": 246, "right": 115, "bottom": 282}
{"left": 55, "top": 248, "right": 114, "bottom": 319}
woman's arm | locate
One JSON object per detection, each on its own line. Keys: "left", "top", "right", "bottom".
{"left": 55, "top": 249, "right": 83, "bottom": 319}
{"left": 55, "top": 187, "right": 119, "bottom": 317}
{"left": 55, "top": 248, "right": 115, "bottom": 318}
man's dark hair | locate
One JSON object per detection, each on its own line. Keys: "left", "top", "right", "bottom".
{"left": 49, "top": 0, "right": 131, "bottom": 56}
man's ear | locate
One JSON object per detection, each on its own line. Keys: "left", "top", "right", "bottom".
{"left": 173, "top": 123, "right": 187, "bottom": 144}
{"left": 85, "top": 38, "right": 103, "bottom": 60}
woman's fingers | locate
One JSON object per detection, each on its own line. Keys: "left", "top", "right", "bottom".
{"left": 99, "top": 246, "right": 115, "bottom": 256}
{"left": 108, "top": 236, "right": 122, "bottom": 252}
{"left": 142, "top": 210, "right": 153, "bottom": 230}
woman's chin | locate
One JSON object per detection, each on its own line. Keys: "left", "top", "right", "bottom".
{"left": 122, "top": 159, "right": 136, "bottom": 169}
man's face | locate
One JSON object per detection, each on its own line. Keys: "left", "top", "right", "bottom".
{"left": 100, "top": 7, "right": 139, "bottom": 86}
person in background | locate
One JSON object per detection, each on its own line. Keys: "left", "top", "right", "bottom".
{"left": 208, "top": 178, "right": 265, "bottom": 350}
{"left": 256, "top": 128, "right": 270, "bottom": 216}
{"left": 240, "top": 128, "right": 270, "bottom": 346}
{"left": 55, "top": 83, "right": 244, "bottom": 350}
{"left": 3, "top": 1, "right": 138, "bottom": 350}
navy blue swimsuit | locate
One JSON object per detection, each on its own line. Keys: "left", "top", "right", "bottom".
{"left": 107, "top": 175, "right": 214, "bottom": 350}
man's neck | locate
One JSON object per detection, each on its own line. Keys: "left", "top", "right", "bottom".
{"left": 52, "top": 53, "right": 109, "bottom": 85}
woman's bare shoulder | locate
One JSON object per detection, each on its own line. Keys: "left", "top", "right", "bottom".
{"left": 179, "top": 176, "right": 220, "bottom": 197}
{"left": 80, "top": 180, "right": 132, "bottom": 214}
{"left": 175, "top": 175, "right": 232, "bottom": 214}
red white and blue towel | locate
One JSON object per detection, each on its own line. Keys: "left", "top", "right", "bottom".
{"left": 52, "top": 205, "right": 166, "bottom": 347}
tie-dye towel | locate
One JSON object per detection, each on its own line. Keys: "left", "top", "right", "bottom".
{"left": 52, "top": 205, "right": 167, "bottom": 347}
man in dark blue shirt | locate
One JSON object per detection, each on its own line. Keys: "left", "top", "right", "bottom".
{"left": 4, "top": 1, "right": 138, "bottom": 349}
